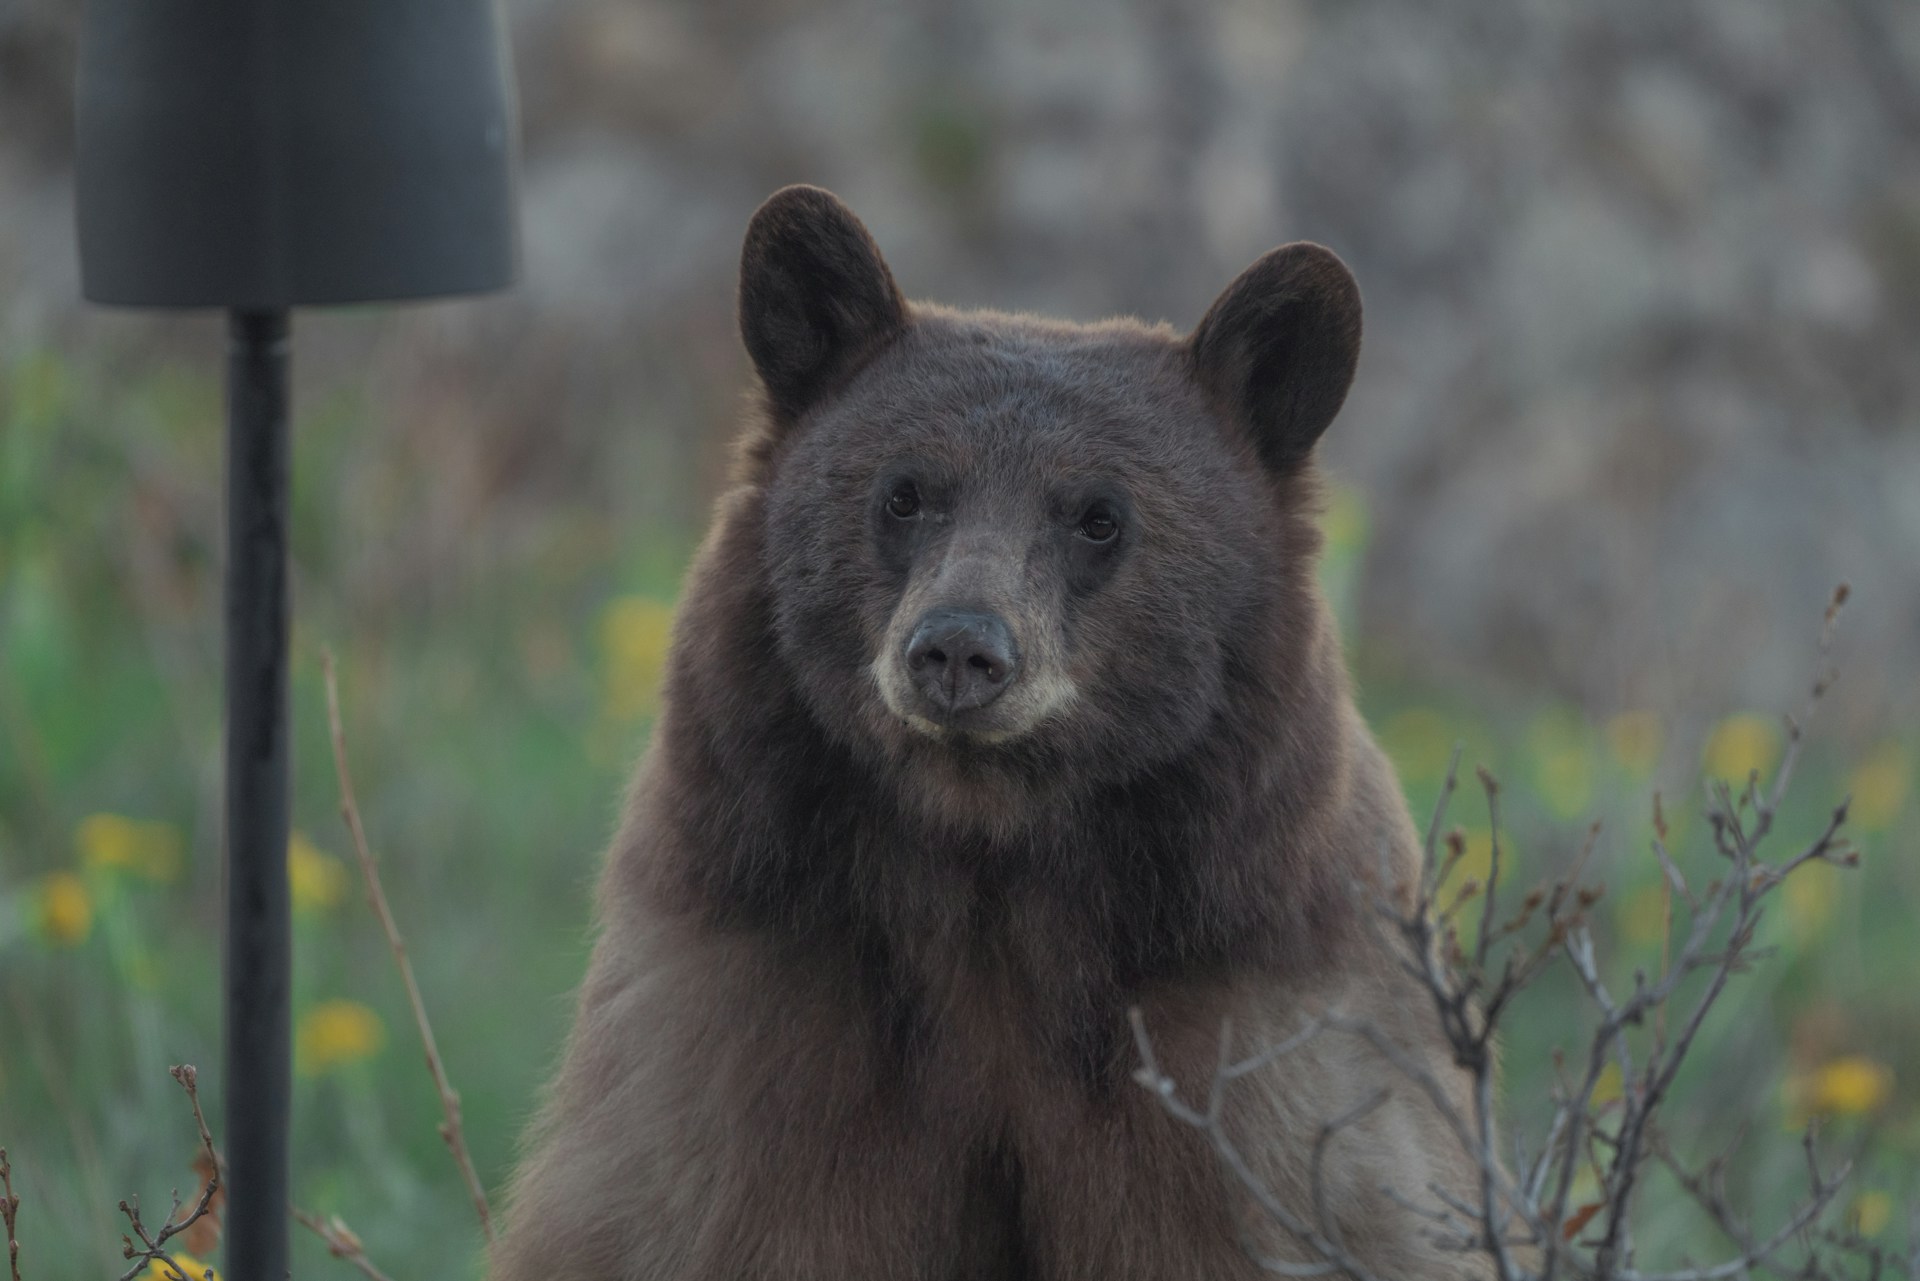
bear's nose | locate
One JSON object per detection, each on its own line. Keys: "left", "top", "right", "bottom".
{"left": 904, "top": 607, "right": 1020, "bottom": 714}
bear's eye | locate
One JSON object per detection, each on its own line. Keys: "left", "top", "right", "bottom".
{"left": 1078, "top": 505, "right": 1119, "bottom": 543}
{"left": 885, "top": 482, "right": 921, "bottom": 520}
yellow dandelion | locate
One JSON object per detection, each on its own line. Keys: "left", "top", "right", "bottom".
{"left": 288, "top": 832, "right": 349, "bottom": 914}
{"left": 1795, "top": 1056, "right": 1894, "bottom": 1118}
{"left": 35, "top": 872, "right": 93, "bottom": 946}
{"left": 599, "top": 595, "right": 676, "bottom": 721}
{"left": 1566, "top": 1163, "right": 1601, "bottom": 1208}
{"left": 123, "top": 949, "right": 162, "bottom": 993}
{"left": 1604, "top": 711, "right": 1663, "bottom": 777}
{"left": 11, "top": 351, "right": 69, "bottom": 426}
{"left": 1616, "top": 883, "right": 1669, "bottom": 948}
{"left": 1320, "top": 484, "right": 1370, "bottom": 556}
{"left": 77, "top": 813, "right": 138, "bottom": 871}
{"left": 1853, "top": 1190, "right": 1894, "bottom": 1238}
{"left": 296, "top": 999, "right": 386, "bottom": 1077}
{"left": 1382, "top": 709, "right": 1457, "bottom": 785}
{"left": 1440, "top": 829, "right": 1516, "bottom": 899}
{"left": 143, "top": 1252, "right": 220, "bottom": 1281}
{"left": 1704, "top": 714, "right": 1781, "bottom": 783}
{"left": 1590, "top": 1062, "right": 1624, "bottom": 1107}
{"left": 1781, "top": 859, "right": 1842, "bottom": 945}
{"left": 1847, "top": 741, "right": 1910, "bottom": 833}
{"left": 1527, "top": 714, "right": 1593, "bottom": 819}
{"left": 77, "top": 814, "right": 183, "bottom": 882}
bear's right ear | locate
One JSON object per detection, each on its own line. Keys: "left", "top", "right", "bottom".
{"left": 1188, "top": 243, "right": 1362, "bottom": 472}
{"left": 739, "top": 185, "right": 908, "bottom": 420}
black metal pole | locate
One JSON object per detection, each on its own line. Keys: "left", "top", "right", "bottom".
{"left": 223, "top": 308, "right": 293, "bottom": 1281}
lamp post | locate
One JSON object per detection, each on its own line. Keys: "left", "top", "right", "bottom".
{"left": 74, "top": 4, "right": 518, "bottom": 1276}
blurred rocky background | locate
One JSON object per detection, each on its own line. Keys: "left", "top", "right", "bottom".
{"left": 5, "top": 0, "right": 1917, "bottom": 728}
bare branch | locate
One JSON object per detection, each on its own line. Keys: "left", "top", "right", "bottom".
{"left": 321, "top": 651, "right": 495, "bottom": 1247}
{"left": 1310, "top": 1087, "right": 1393, "bottom": 1263}
{"left": 1474, "top": 768, "right": 1503, "bottom": 975}
{"left": 115, "top": 1067, "right": 221, "bottom": 1281}
{"left": 1130, "top": 1008, "right": 1395, "bottom": 1281}
{"left": 293, "top": 1207, "right": 399, "bottom": 1281}
{"left": 1422, "top": 745, "right": 1467, "bottom": 891}
{"left": 1152, "top": 587, "right": 1871, "bottom": 1281}
{"left": 1, "top": 1147, "right": 21, "bottom": 1281}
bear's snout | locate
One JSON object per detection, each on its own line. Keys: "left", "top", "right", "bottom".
{"left": 903, "top": 607, "right": 1020, "bottom": 715}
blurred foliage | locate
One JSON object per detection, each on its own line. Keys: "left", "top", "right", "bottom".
{"left": 0, "top": 345, "right": 1915, "bottom": 1278}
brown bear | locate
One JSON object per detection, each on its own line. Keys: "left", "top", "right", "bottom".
{"left": 493, "top": 185, "right": 1490, "bottom": 1280}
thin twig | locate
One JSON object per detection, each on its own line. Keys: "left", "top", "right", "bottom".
{"left": 116, "top": 1067, "right": 221, "bottom": 1281}
{"left": 1130, "top": 1008, "right": 1392, "bottom": 1281}
{"left": 293, "top": 1207, "right": 399, "bottom": 1281}
{"left": 1, "top": 1147, "right": 21, "bottom": 1281}
{"left": 321, "top": 650, "right": 495, "bottom": 1245}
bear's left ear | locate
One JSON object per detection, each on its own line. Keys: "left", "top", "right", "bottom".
{"left": 739, "top": 185, "right": 908, "bottom": 421}
{"left": 1188, "top": 243, "right": 1362, "bottom": 472}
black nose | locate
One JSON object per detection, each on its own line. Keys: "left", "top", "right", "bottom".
{"left": 904, "top": 607, "right": 1020, "bottom": 714}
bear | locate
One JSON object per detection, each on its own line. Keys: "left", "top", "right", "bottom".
{"left": 492, "top": 185, "right": 1492, "bottom": 1280}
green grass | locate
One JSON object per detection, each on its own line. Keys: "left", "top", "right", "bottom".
{"left": 1, "top": 347, "right": 1914, "bottom": 1278}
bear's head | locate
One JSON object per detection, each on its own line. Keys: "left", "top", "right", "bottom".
{"left": 737, "top": 185, "right": 1361, "bottom": 807}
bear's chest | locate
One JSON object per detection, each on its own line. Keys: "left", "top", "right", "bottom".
{"left": 852, "top": 902, "right": 1140, "bottom": 1104}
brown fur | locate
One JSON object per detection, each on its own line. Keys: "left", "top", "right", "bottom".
{"left": 493, "top": 187, "right": 1488, "bottom": 1280}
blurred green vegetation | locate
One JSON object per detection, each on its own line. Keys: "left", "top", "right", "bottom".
{"left": 1, "top": 345, "right": 1915, "bottom": 1279}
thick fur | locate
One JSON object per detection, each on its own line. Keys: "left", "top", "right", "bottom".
{"left": 494, "top": 187, "right": 1487, "bottom": 1280}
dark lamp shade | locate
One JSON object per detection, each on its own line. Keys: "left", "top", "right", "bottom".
{"left": 76, "top": 0, "right": 519, "bottom": 308}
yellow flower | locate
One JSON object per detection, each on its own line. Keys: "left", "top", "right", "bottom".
{"left": 77, "top": 814, "right": 183, "bottom": 882}
{"left": 1590, "top": 1062, "right": 1624, "bottom": 1106}
{"left": 35, "top": 872, "right": 93, "bottom": 945}
{"left": 1382, "top": 709, "right": 1456, "bottom": 785}
{"left": 123, "top": 949, "right": 163, "bottom": 993}
{"left": 1704, "top": 714, "right": 1781, "bottom": 783}
{"left": 296, "top": 1000, "right": 386, "bottom": 1076}
{"left": 1320, "top": 484, "right": 1369, "bottom": 556}
{"left": 1781, "top": 859, "right": 1842, "bottom": 945}
{"left": 1847, "top": 741, "right": 1910, "bottom": 833}
{"left": 1536, "top": 745, "right": 1597, "bottom": 818}
{"left": 143, "top": 1253, "right": 220, "bottom": 1281}
{"left": 1440, "top": 829, "right": 1516, "bottom": 898}
{"left": 1527, "top": 716, "right": 1593, "bottom": 819}
{"left": 11, "top": 351, "right": 69, "bottom": 426}
{"left": 1616, "top": 883, "right": 1669, "bottom": 948}
{"left": 288, "top": 832, "right": 349, "bottom": 914}
{"left": 1604, "top": 711, "right": 1663, "bottom": 777}
{"left": 1795, "top": 1056, "right": 1894, "bottom": 1118}
{"left": 599, "top": 596, "right": 676, "bottom": 721}
{"left": 1853, "top": 1190, "right": 1894, "bottom": 1238}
